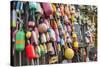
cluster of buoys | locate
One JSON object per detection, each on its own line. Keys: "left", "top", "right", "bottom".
{"left": 11, "top": 1, "right": 97, "bottom": 66}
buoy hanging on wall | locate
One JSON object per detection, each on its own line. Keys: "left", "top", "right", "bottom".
{"left": 26, "top": 44, "right": 37, "bottom": 60}
{"left": 73, "top": 41, "right": 79, "bottom": 49}
{"left": 26, "top": 31, "right": 32, "bottom": 38}
{"left": 16, "top": 30, "right": 25, "bottom": 51}
{"left": 38, "top": 23, "right": 48, "bottom": 33}
{"left": 64, "top": 48, "right": 74, "bottom": 60}
{"left": 41, "top": 3, "right": 53, "bottom": 18}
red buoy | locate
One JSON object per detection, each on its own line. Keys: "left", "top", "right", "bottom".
{"left": 26, "top": 44, "right": 36, "bottom": 60}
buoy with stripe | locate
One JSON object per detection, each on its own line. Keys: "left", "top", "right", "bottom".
{"left": 15, "top": 30, "right": 25, "bottom": 51}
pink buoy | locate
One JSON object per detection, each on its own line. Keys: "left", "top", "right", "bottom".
{"left": 41, "top": 3, "right": 53, "bottom": 18}
{"left": 32, "top": 31, "right": 38, "bottom": 45}
{"left": 38, "top": 23, "right": 48, "bottom": 33}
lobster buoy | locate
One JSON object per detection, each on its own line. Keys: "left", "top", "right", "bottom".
{"left": 64, "top": 15, "right": 69, "bottom": 23}
{"left": 46, "top": 32, "right": 50, "bottom": 42}
{"left": 64, "top": 5, "right": 70, "bottom": 16}
{"left": 26, "top": 44, "right": 37, "bottom": 60}
{"left": 69, "top": 5, "right": 75, "bottom": 15}
{"left": 55, "top": 34, "right": 60, "bottom": 43}
{"left": 52, "top": 4, "right": 56, "bottom": 14}
{"left": 63, "top": 33, "right": 67, "bottom": 42}
{"left": 16, "top": 30, "right": 25, "bottom": 51}
{"left": 40, "top": 44, "right": 45, "bottom": 56}
{"left": 43, "top": 43, "right": 47, "bottom": 54}
{"left": 35, "top": 3, "right": 43, "bottom": 15}
{"left": 72, "top": 33, "right": 77, "bottom": 38}
{"left": 28, "top": 21, "right": 35, "bottom": 28}
{"left": 29, "top": 2, "right": 37, "bottom": 10}
{"left": 55, "top": 29, "right": 60, "bottom": 42}
{"left": 34, "top": 27, "right": 39, "bottom": 39}
{"left": 72, "top": 33, "right": 77, "bottom": 41}
{"left": 73, "top": 41, "right": 79, "bottom": 49}
{"left": 51, "top": 20, "right": 58, "bottom": 29}
{"left": 36, "top": 45, "right": 41, "bottom": 57}
{"left": 41, "top": 3, "right": 53, "bottom": 18}
{"left": 67, "top": 37, "right": 72, "bottom": 43}
{"left": 57, "top": 43, "right": 61, "bottom": 51}
{"left": 67, "top": 25, "right": 72, "bottom": 33}
{"left": 47, "top": 43, "right": 52, "bottom": 52}
{"left": 63, "top": 25, "right": 67, "bottom": 33}
{"left": 26, "top": 31, "right": 32, "bottom": 38}
{"left": 60, "top": 38, "right": 65, "bottom": 46}
{"left": 56, "top": 8, "right": 61, "bottom": 18}
{"left": 12, "top": 9, "right": 17, "bottom": 28}
{"left": 55, "top": 28, "right": 59, "bottom": 36}
{"left": 60, "top": 28, "right": 65, "bottom": 36}
{"left": 41, "top": 33, "right": 47, "bottom": 43}
{"left": 64, "top": 48, "right": 74, "bottom": 60}
{"left": 47, "top": 28, "right": 56, "bottom": 41}
{"left": 60, "top": 4, "right": 64, "bottom": 16}
{"left": 38, "top": 23, "right": 48, "bottom": 33}
{"left": 47, "top": 43, "right": 55, "bottom": 55}
{"left": 44, "top": 19, "right": 50, "bottom": 29}
{"left": 32, "top": 31, "right": 38, "bottom": 45}
{"left": 71, "top": 15, "right": 75, "bottom": 23}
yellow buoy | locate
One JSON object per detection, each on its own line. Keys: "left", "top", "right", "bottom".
{"left": 57, "top": 44, "right": 61, "bottom": 51}
{"left": 26, "top": 31, "right": 32, "bottom": 38}
{"left": 71, "top": 15, "right": 75, "bottom": 23}
{"left": 52, "top": 4, "right": 56, "bottom": 13}
{"left": 73, "top": 41, "right": 79, "bottom": 48}
{"left": 64, "top": 48, "right": 74, "bottom": 60}
{"left": 72, "top": 33, "right": 77, "bottom": 38}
